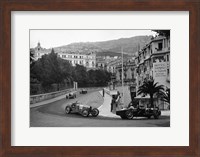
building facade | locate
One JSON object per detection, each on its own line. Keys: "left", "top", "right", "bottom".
{"left": 32, "top": 42, "right": 96, "bottom": 69}
{"left": 58, "top": 52, "right": 96, "bottom": 69}
{"left": 115, "top": 58, "right": 136, "bottom": 85}
{"left": 134, "top": 35, "right": 170, "bottom": 110}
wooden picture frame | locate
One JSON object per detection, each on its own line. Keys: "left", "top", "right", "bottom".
{"left": 0, "top": 0, "right": 199, "bottom": 156}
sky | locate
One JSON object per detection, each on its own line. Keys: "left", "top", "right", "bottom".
{"left": 30, "top": 30, "right": 157, "bottom": 49}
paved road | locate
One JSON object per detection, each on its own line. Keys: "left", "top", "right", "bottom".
{"left": 30, "top": 89, "right": 170, "bottom": 127}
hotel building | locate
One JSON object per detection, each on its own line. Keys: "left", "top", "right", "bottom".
{"left": 33, "top": 42, "right": 96, "bottom": 69}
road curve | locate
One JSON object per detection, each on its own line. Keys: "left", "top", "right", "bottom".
{"left": 30, "top": 89, "right": 170, "bottom": 127}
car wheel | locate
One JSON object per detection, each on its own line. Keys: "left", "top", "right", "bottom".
{"left": 154, "top": 112, "right": 159, "bottom": 119}
{"left": 120, "top": 115, "right": 127, "bottom": 119}
{"left": 91, "top": 108, "right": 99, "bottom": 117}
{"left": 82, "top": 109, "right": 89, "bottom": 117}
{"left": 154, "top": 115, "right": 159, "bottom": 119}
{"left": 125, "top": 110, "right": 134, "bottom": 120}
{"left": 65, "top": 106, "right": 71, "bottom": 114}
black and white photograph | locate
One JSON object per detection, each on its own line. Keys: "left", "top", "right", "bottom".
{"left": 30, "top": 30, "right": 170, "bottom": 127}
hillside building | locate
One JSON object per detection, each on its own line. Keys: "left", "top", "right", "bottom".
{"left": 32, "top": 42, "right": 96, "bottom": 69}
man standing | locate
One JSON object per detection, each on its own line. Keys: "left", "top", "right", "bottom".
{"left": 102, "top": 88, "right": 105, "bottom": 97}
{"left": 110, "top": 95, "right": 115, "bottom": 112}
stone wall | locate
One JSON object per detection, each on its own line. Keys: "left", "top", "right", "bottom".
{"left": 30, "top": 88, "right": 72, "bottom": 104}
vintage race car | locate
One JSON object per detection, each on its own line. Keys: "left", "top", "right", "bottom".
{"left": 116, "top": 104, "right": 161, "bottom": 120}
{"left": 65, "top": 101, "right": 99, "bottom": 117}
{"left": 80, "top": 89, "right": 87, "bottom": 94}
{"left": 66, "top": 91, "right": 76, "bottom": 99}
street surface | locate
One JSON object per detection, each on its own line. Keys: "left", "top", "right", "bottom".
{"left": 30, "top": 88, "right": 170, "bottom": 127}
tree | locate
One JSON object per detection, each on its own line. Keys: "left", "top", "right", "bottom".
{"left": 31, "top": 48, "right": 74, "bottom": 91}
{"left": 73, "top": 64, "right": 88, "bottom": 87}
{"left": 137, "top": 79, "right": 165, "bottom": 108}
{"left": 160, "top": 88, "right": 170, "bottom": 104}
{"left": 30, "top": 48, "right": 35, "bottom": 65}
{"left": 153, "top": 30, "right": 170, "bottom": 39}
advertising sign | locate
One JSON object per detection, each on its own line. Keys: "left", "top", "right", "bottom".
{"left": 153, "top": 62, "right": 167, "bottom": 85}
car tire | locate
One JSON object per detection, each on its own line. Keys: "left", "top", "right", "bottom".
{"left": 120, "top": 115, "right": 127, "bottom": 119}
{"left": 154, "top": 115, "right": 159, "bottom": 119}
{"left": 147, "top": 116, "right": 151, "bottom": 119}
{"left": 154, "top": 112, "right": 159, "bottom": 119}
{"left": 91, "top": 108, "right": 99, "bottom": 117}
{"left": 65, "top": 106, "right": 71, "bottom": 114}
{"left": 125, "top": 110, "right": 134, "bottom": 120}
{"left": 82, "top": 109, "right": 89, "bottom": 117}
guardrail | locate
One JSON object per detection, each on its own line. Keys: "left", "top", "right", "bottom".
{"left": 30, "top": 87, "right": 105, "bottom": 104}
{"left": 30, "top": 88, "right": 73, "bottom": 104}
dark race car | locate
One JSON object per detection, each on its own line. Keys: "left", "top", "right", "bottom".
{"left": 80, "top": 88, "right": 87, "bottom": 94}
{"left": 65, "top": 101, "right": 99, "bottom": 117}
{"left": 66, "top": 91, "right": 76, "bottom": 99}
{"left": 116, "top": 103, "right": 161, "bottom": 120}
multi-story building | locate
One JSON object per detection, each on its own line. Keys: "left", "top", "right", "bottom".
{"left": 106, "top": 58, "right": 122, "bottom": 74}
{"left": 134, "top": 34, "right": 170, "bottom": 109}
{"left": 32, "top": 42, "right": 96, "bottom": 69}
{"left": 58, "top": 52, "right": 96, "bottom": 69}
{"left": 96, "top": 56, "right": 107, "bottom": 70}
{"left": 115, "top": 58, "right": 136, "bottom": 85}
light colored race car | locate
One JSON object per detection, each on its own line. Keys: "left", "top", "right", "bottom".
{"left": 66, "top": 91, "right": 76, "bottom": 99}
{"left": 65, "top": 101, "right": 99, "bottom": 117}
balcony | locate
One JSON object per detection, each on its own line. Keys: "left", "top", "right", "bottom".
{"left": 153, "top": 47, "right": 170, "bottom": 54}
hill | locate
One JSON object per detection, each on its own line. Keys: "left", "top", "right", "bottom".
{"left": 53, "top": 35, "right": 152, "bottom": 57}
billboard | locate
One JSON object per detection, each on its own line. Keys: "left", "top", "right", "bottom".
{"left": 153, "top": 62, "right": 167, "bottom": 86}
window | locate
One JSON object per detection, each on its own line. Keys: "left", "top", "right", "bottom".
{"left": 167, "top": 69, "right": 170, "bottom": 75}
{"left": 158, "top": 42, "right": 163, "bottom": 50}
{"left": 62, "top": 55, "right": 66, "bottom": 58}
{"left": 92, "top": 62, "right": 95, "bottom": 67}
{"left": 167, "top": 54, "right": 169, "bottom": 61}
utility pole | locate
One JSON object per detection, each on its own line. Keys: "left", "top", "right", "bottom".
{"left": 121, "top": 47, "right": 124, "bottom": 104}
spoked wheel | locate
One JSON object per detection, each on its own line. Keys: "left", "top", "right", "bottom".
{"left": 91, "top": 108, "right": 99, "bottom": 117}
{"left": 82, "top": 109, "right": 89, "bottom": 117}
{"left": 125, "top": 110, "right": 134, "bottom": 120}
{"left": 65, "top": 106, "right": 71, "bottom": 114}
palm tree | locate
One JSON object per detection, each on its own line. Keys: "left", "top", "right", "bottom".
{"left": 137, "top": 79, "right": 165, "bottom": 108}
{"left": 160, "top": 88, "right": 170, "bottom": 104}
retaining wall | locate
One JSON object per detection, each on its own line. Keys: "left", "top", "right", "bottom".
{"left": 30, "top": 87, "right": 103, "bottom": 104}
{"left": 30, "top": 88, "right": 72, "bottom": 104}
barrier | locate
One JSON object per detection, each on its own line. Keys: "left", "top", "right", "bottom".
{"left": 30, "top": 88, "right": 72, "bottom": 104}
{"left": 30, "top": 87, "right": 104, "bottom": 104}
